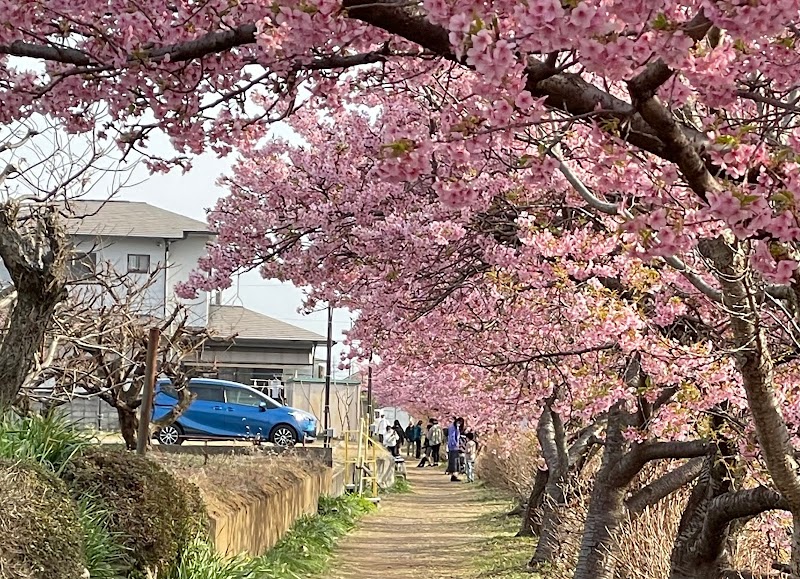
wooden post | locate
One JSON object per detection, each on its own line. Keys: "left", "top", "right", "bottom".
{"left": 136, "top": 327, "right": 160, "bottom": 455}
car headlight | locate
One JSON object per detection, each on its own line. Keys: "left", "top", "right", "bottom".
{"left": 289, "top": 411, "right": 312, "bottom": 421}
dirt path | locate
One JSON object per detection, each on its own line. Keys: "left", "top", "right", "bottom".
{"left": 327, "top": 466, "right": 502, "bottom": 579}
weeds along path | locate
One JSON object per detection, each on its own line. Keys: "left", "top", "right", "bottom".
{"left": 327, "top": 466, "right": 505, "bottom": 579}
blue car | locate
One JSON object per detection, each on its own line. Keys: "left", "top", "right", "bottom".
{"left": 152, "top": 378, "right": 317, "bottom": 446}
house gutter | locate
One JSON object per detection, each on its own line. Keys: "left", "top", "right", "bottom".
{"left": 163, "top": 238, "right": 171, "bottom": 319}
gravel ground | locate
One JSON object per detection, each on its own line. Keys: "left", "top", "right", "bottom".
{"left": 328, "top": 467, "right": 504, "bottom": 579}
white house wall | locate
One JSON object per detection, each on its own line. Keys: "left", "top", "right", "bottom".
{"left": 76, "top": 235, "right": 168, "bottom": 315}
{"left": 0, "top": 234, "right": 211, "bottom": 326}
{"left": 77, "top": 235, "right": 210, "bottom": 326}
{"left": 164, "top": 234, "right": 210, "bottom": 326}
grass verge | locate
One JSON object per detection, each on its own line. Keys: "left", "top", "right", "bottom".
{"left": 166, "top": 493, "right": 376, "bottom": 579}
{"left": 380, "top": 476, "right": 412, "bottom": 494}
{"left": 470, "top": 491, "right": 539, "bottom": 579}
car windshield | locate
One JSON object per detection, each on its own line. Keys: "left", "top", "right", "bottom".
{"left": 158, "top": 381, "right": 178, "bottom": 398}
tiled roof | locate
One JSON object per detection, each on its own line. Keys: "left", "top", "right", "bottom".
{"left": 207, "top": 305, "right": 326, "bottom": 342}
{"left": 61, "top": 200, "right": 210, "bottom": 239}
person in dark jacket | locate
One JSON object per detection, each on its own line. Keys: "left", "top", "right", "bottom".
{"left": 404, "top": 421, "right": 414, "bottom": 456}
{"left": 393, "top": 419, "right": 406, "bottom": 451}
{"left": 411, "top": 420, "right": 423, "bottom": 458}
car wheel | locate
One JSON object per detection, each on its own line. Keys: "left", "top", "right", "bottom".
{"left": 270, "top": 424, "right": 298, "bottom": 447}
{"left": 157, "top": 424, "right": 183, "bottom": 446}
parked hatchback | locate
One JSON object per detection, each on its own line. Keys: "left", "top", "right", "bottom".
{"left": 152, "top": 378, "right": 317, "bottom": 446}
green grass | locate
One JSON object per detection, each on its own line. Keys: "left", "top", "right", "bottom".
{"left": 471, "top": 493, "right": 540, "bottom": 579}
{"left": 76, "top": 495, "right": 132, "bottom": 579}
{"left": 0, "top": 412, "right": 93, "bottom": 474}
{"left": 380, "top": 476, "right": 412, "bottom": 494}
{"left": 166, "top": 493, "right": 376, "bottom": 579}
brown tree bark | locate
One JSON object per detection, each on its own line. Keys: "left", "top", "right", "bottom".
{"left": 0, "top": 203, "right": 68, "bottom": 409}
{"left": 518, "top": 467, "right": 548, "bottom": 537}
{"left": 701, "top": 236, "right": 800, "bottom": 574}
{"left": 573, "top": 405, "right": 629, "bottom": 579}
{"left": 670, "top": 458, "right": 788, "bottom": 579}
{"left": 116, "top": 403, "right": 139, "bottom": 451}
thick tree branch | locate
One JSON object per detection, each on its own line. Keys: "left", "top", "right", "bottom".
{"left": 625, "top": 457, "right": 704, "bottom": 515}
{"left": 708, "top": 485, "right": 789, "bottom": 529}
{"left": 614, "top": 439, "right": 714, "bottom": 485}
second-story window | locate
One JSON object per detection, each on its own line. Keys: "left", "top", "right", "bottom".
{"left": 68, "top": 252, "right": 97, "bottom": 281}
{"left": 127, "top": 254, "right": 150, "bottom": 274}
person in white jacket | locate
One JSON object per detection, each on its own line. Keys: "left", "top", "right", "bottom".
{"left": 383, "top": 425, "right": 399, "bottom": 456}
{"left": 373, "top": 411, "right": 388, "bottom": 443}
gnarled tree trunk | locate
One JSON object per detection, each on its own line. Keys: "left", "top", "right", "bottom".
{"left": 573, "top": 405, "right": 628, "bottom": 579}
{"left": 0, "top": 203, "right": 68, "bottom": 409}
{"left": 701, "top": 236, "right": 800, "bottom": 574}
{"left": 519, "top": 467, "right": 548, "bottom": 537}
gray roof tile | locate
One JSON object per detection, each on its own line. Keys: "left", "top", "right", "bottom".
{"left": 61, "top": 200, "right": 210, "bottom": 239}
{"left": 207, "top": 305, "right": 326, "bottom": 342}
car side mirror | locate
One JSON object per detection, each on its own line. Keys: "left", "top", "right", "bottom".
{"left": 259, "top": 401, "right": 267, "bottom": 412}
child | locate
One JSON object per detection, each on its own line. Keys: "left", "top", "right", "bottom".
{"left": 464, "top": 432, "right": 478, "bottom": 483}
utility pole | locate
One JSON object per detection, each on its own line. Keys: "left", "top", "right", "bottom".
{"left": 136, "top": 327, "right": 160, "bottom": 455}
{"left": 323, "top": 305, "right": 333, "bottom": 448}
{"left": 367, "top": 353, "right": 373, "bottom": 422}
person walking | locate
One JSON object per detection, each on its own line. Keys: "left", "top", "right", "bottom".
{"left": 404, "top": 421, "right": 414, "bottom": 456}
{"left": 447, "top": 417, "right": 463, "bottom": 482}
{"left": 412, "top": 420, "right": 423, "bottom": 459}
{"left": 392, "top": 419, "right": 406, "bottom": 452}
{"left": 417, "top": 419, "right": 434, "bottom": 467}
{"left": 464, "top": 432, "right": 478, "bottom": 483}
{"left": 374, "top": 412, "right": 388, "bottom": 443}
{"left": 428, "top": 418, "right": 443, "bottom": 467}
{"left": 384, "top": 425, "right": 399, "bottom": 456}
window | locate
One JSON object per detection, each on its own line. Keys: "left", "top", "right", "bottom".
{"left": 191, "top": 385, "right": 225, "bottom": 402}
{"left": 226, "top": 387, "right": 277, "bottom": 408}
{"left": 127, "top": 254, "right": 150, "bottom": 274}
{"left": 158, "top": 381, "right": 178, "bottom": 398}
{"left": 67, "top": 252, "right": 97, "bottom": 280}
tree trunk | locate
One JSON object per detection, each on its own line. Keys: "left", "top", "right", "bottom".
{"left": 670, "top": 455, "right": 731, "bottom": 579}
{"left": 117, "top": 404, "right": 138, "bottom": 450}
{"left": 528, "top": 404, "right": 571, "bottom": 566}
{"left": 573, "top": 407, "right": 628, "bottom": 579}
{"left": 0, "top": 292, "right": 66, "bottom": 408}
{"left": 518, "top": 468, "right": 548, "bottom": 536}
{"left": 701, "top": 237, "right": 800, "bottom": 573}
{"left": 0, "top": 204, "right": 69, "bottom": 409}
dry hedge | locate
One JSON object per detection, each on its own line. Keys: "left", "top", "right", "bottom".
{"left": 0, "top": 459, "right": 86, "bottom": 579}
{"left": 61, "top": 447, "right": 206, "bottom": 574}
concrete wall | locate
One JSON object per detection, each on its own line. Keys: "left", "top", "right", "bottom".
{"left": 208, "top": 467, "right": 333, "bottom": 557}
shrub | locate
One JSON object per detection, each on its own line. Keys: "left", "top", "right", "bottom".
{"left": 0, "top": 412, "right": 92, "bottom": 475}
{"left": 0, "top": 459, "right": 87, "bottom": 579}
{"left": 61, "top": 447, "right": 206, "bottom": 575}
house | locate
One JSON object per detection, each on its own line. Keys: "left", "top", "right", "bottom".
{"left": 59, "top": 200, "right": 213, "bottom": 326}
{"left": 1, "top": 199, "right": 361, "bottom": 435}
{"left": 194, "top": 300, "right": 326, "bottom": 384}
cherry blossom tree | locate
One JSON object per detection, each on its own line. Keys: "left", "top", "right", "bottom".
{"left": 10, "top": 1, "right": 800, "bottom": 577}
